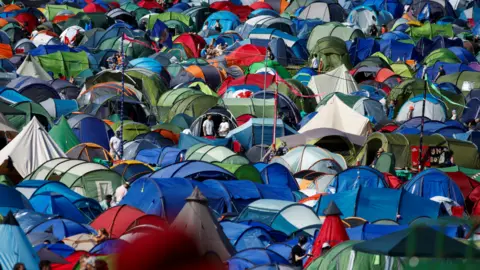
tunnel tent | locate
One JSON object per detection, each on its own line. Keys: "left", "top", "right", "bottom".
{"left": 267, "top": 78, "right": 318, "bottom": 114}
{"left": 66, "top": 143, "right": 113, "bottom": 163}
{"left": 168, "top": 94, "right": 219, "bottom": 122}
{"left": 307, "top": 22, "right": 364, "bottom": 52}
{"left": 157, "top": 88, "right": 204, "bottom": 122}
{"left": 308, "top": 36, "right": 352, "bottom": 72}
{"left": 189, "top": 106, "right": 237, "bottom": 137}
{"left": 111, "top": 121, "right": 150, "bottom": 142}
{"left": 147, "top": 12, "right": 194, "bottom": 30}
{"left": 214, "top": 163, "right": 263, "bottom": 184}
{"left": 185, "top": 143, "right": 249, "bottom": 165}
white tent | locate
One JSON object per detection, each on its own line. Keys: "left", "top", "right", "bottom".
{"left": 0, "top": 117, "right": 66, "bottom": 177}
{"left": 16, "top": 55, "right": 52, "bottom": 81}
{"left": 307, "top": 65, "right": 358, "bottom": 103}
{"left": 299, "top": 95, "right": 371, "bottom": 136}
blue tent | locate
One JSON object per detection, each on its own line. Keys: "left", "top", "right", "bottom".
{"left": 327, "top": 166, "right": 387, "bottom": 194}
{"left": 221, "top": 221, "right": 274, "bottom": 251}
{"left": 379, "top": 39, "right": 417, "bottom": 61}
{"left": 416, "top": 62, "right": 475, "bottom": 80}
{"left": 29, "top": 45, "right": 78, "bottom": 56}
{"left": 148, "top": 161, "right": 237, "bottom": 181}
{"left": 254, "top": 163, "right": 299, "bottom": 191}
{"left": 0, "top": 213, "right": 40, "bottom": 270}
{"left": 16, "top": 180, "right": 102, "bottom": 221}
{"left": 204, "top": 180, "right": 262, "bottom": 213}
{"left": 90, "top": 239, "right": 129, "bottom": 254}
{"left": 248, "top": 28, "right": 309, "bottom": 62}
{"left": 128, "top": 58, "right": 170, "bottom": 81}
{"left": 363, "top": 0, "right": 403, "bottom": 18}
{"left": 0, "top": 185, "right": 33, "bottom": 216}
{"left": 136, "top": 147, "right": 185, "bottom": 167}
{"left": 6, "top": 76, "right": 60, "bottom": 103}
{"left": 348, "top": 38, "right": 380, "bottom": 66}
{"left": 40, "top": 98, "right": 79, "bottom": 118}
{"left": 448, "top": 47, "right": 477, "bottom": 64}
{"left": 249, "top": 9, "right": 280, "bottom": 18}
{"left": 394, "top": 119, "right": 466, "bottom": 138}
{"left": 27, "top": 218, "right": 95, "bottom": 239}
{"left": 68, "top": 114, "right": 114, "bottom": 150}
{"left": 315, "top": 187, "right": 440, "bottom": 224}
{"left": 29, "top": 192, "right": 89, "bottom": 224}
{"left": 120, "top": 177, "right": 226, "bottom": 222}
{"left": 203, "top": 11, "right": 241, "bottom": 33}
{"left": 227, "top": 118, "right": 297, "bottom": 151}
{"left": 415, "top": 37, "right": 463, "bottom": 60}
{"left": 381, "top": 31, "right": 413, "bottom": 42}
{"left": 0, "top": 87, "right": 32, "bottom": 103}
{"left": 35, "top": 243, "right": 75, "bottom": 258}
{"left": 404, "top": 169, "right": 465, "bottom": 206}
{"left": 347, "top": 223, "right": 460, "bottom": 240}
{"left": 228, "top": 248, "right": 289, "bottom": 269}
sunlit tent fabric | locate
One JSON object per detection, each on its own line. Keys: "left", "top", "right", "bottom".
{"left": 307, "top": 23, "right": 364, "bottom": 52}
{"left": 111, "top": 121, "right": 150, "bottom": 142}
{"left": 6, "top": 76, "right": 60, "bottom": 103}
{"left": 48, "top": 116, "right": 80, "bottom": 152}
{"left": 45, "top": 4, "right": 82, "bottom": 21}
{"left": 315, "top": 187, "right": 440, "bottom": 224}
{"left": 0, "top": 117, "right": 65, "bottom": 178}
{"left": 40, "top": 98, "right": 78, "bottom": 119}
{"left": 227, "top": 118, "right": 297, "bottom": 150}
{"left": 30, "top": 192, "right": 89, "bottom": 224}
{"left": 220, "top": 221, "right": 275, "bottom": 251}
{"left": 422, "top": 49, "right": 461, "bottom": 67}
{"left": 168, "top": 94, "right": 219, "bottom": 122}
{"left": 203, "top": 11, "right": 241, "bottom": 32}
{"left": 215, "top": 163, "right": 263, "bottom": 184}
{"left": 238, "top": 199, "right": 321, "bottom": 236}
{"left": 222, "top": 98, "right": 275, "bottom": 118}
{"left": 300, "top": 95, "right": 371, "bottom": 136}
{"left": 35, "top": 51, "right": 89, "bottom": 78}
{"left": 25, "top": 158, "right": 124, "bottom": 201}
{"left": 308, "top": 65, "right": 358, "bottom": 103}
{"left": 0, "top": 213, "right": 40, "bottom": 270}
{"left": 407, "top": 22, "right": 455, "bottom": 40}
{"left": 171, "top": 188, "right": 236, "bottom": 261}
{"left": 147, "top": 12, "right": 194, "bottom": 29}
{"left": 309, "top": 36, "right": 352, "bottom": 71}
{"left": 148, "top": 161, "right": 236, "bottom": 181}
{"left": 396, "top": 95, "right": 447, "bottom": 122}
{"left": 347, "top": 6, "right": 393, "bottom": 34}
{"left": 436, "top": 71, "right": 480, "bottom": 92}
{"left": 404, "top": 169, "right": 465, "bottom": 206}
{"left": 297, "top": 2, "right": 346, "bottom": 22}
{"left": 90, "top": 205, "right": 146, "bottom": 238}
{"left": 327, "top": 166, "right": 387, "bottom": 194}
{"left": 0, "top": 185, "right": 32, "bottom": 215}
{"left": 271, "top": 145, "right": 347, "bottom": 174}
{"left": 185, "top": 143, "right": 249, "bottom": 165}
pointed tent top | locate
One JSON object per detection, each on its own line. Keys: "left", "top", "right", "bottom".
{"left": 2, "top": 211, "right": 19, "bottom": 226}
{"left": 186, "top": 187, "right": 208, "bottom": 205}
{"left": 323, "top": 201, "right": 342, "bottom": 216}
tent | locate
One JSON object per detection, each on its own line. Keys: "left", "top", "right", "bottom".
{"left": 146, "top": 161, "right": 237, "bottom": 181}
{"left": 0, "top": 185, "right": 32, "bottom": 215}
{"left": 170, "top": 188, "right": 236, "bottom": 260}
{"left": 308, "top": 65, "right": 358, "bottom": 103}
{"left": 214, "top": 163, "right": 263, "bottom": 184}
{"left": 254, "top": 163, "right": 299, "bottom": 191}
{"left": 327, "top": 166, "right": 387, "bottom": 194}
{"left": 299, "top": 95, "right": 371, "bottom": 136}
{"left": 396, "top": 94, "right": 447, "bottom": 122}
{"left": 48, "top": 116, "right": 80, "bottom": 152}
{"left": 237, "top": 199, "right": 321, "bottom": 236}
{"left": 308, "top": 36, "right": 352, "bottom": 71}
{"left": 221, "top": 221, "right": 275, "bottom": 251}
{"left": 347, "top": 6, "right": 393, "bottom": 34}
{"left": 66, "top": 143, "right": 113, "bottom": 163}
{"left": 307, "top": 23, "right": 364, "bottom": 52}
{"left": 315, "top": 187, "right": 440, "bottom": 224}
{"left": 29, "top": 192, "right": 89, "bottom": 224}
{"left": 0, "top": 212, "right": 40, "bottom": 270}
{"left": 110, "top": 161, "right": 153, "bottom": 183}
{"left": 297, "top": 2, "right": 346, "bottom": 22}
{"left": 0, "top": 117, "right": 65, "bottom": 179}
{"left": 136, "top": 147, "right": 184, "bottom": 168}
{"left": 67, "top": 114, "right": 114, "bottom": 150}
{"left": 90, "top": 205, "right": 146, "bottom": 238}
{"left": 185, "top": 143, "right": 249, "bottom": 165}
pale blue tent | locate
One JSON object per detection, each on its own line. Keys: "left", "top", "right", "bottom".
{"left": 0, "top": 185, "right": 33, "bottom": 216}
{"left": 29, "top": 192, "right": 89, "bottom": 224}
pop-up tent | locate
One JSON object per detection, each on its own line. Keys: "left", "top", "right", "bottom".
{"left": 307, "top": 65, "right": 358, "bottom": 103}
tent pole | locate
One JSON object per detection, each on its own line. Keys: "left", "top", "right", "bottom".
{"left": 418, "top": 80, "right": 427, "bottom": 171}
{"left": 272, "top": 79, "right": 278, "bottom": 152}
{"left": 260, "top": 53, "right": 268, "bottom": 158}
{"left": 119, "top": 34, "right": 125, "bottom": 160}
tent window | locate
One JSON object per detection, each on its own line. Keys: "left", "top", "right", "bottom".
{"left": 95, "top": 181, "right": 113, "bottom": 201}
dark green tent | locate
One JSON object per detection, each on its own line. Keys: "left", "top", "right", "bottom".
{"left": 353, "top": 225, "right": 480, "bottom": 258}
{"left": 309, "top": 36, "right": 352, "bottom": 72}
{"left": 49, "top": 116, "right": 80, "bottom": 152}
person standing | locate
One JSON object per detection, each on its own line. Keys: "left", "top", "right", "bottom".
{"left": 434, "top": 65, "right": 446, "bottom": 82}
{"left": 109, "top": 131, "right": 122, "bottom": 160}
{"left": 290, "top": 236, "right": 310, "bottom": 269}
{"left": 100, "top": 195, "right": 113, "bottom": 210}
{"left": 115, "top": 182, "right": 130, "bottom": 203}
{"left": 202, "top": 115, "right": 214, "bottom": 137}
{"left": 218, "top": 117, "right": 230, "bottom": 138}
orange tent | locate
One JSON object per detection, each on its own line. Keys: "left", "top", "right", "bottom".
{"left": 0, "top": 44, "right": 13, "bottom": 59}
{"left": 259, "top": 0, "right": 289, "bottom": 13}
{"left": 53, "top": 14, "right": 75, "bottom": 24}
{"left": 2, "top": 4, "right": 21, "bottom": 12}
{"left": 375, "top": 68, "right": 397, "bottom": 82}
{"left": 152, "top": 129, "right": 180, "bottom": 144}
{"left": 0, "top": 19, "right": 9, "bottom": 28}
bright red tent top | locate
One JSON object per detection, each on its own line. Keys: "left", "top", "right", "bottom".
{"left": 250, "top": 2, "right": 273, "bottom": 10}
{"left": 218, "top": 73, "right": 276, "bottom": 96}
{"left": 15, "top": 13, "right": 38, "bottom": 33}
{"left": 138, "top": 0, "right": 164, "bottom": 10}
{"left": 174, "top": 33, "right": 206, "bottom": 58}
{"left": 83, "top": 3, "right": 107, "bottom": 13}
{"left": 210, "top": 1, "right": 253, "bottom": 22}
{"left": 225, "top": 44, "right": 267, "bottom": 68}
{"left": 446, "top": 172, "right": 480, "bottom": 198}
{"left": 305, "top": 201, "right": 349, "bottom": 267}
{"left": 378, "top": 124, "right": 398, "bottom": 133}
{"left": 52, "top": 251, "right": 88, "bottom": 270}
{"left": 90, "top": 205, "right": 146, "bottom": 238}
{"left": 236, "top": 114, "right": 257, "bottom": 126}
{"left": 383, "top": 173, "right": 403, "bottom": 189}
{"left": 127, "top": 214, "right": 168, "bottom": 230}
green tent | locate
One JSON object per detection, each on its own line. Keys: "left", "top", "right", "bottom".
{"left": 8, "top": 101, "right": 52, "bottom": 131}
{"left": 0, "top": 175, "right": 13, "bottom": 186}
{"left": 49, "top": 116, "right": 80, "bottom": 152}
{"left": 157, "top": 88, "right": 203, "bottom": 122}
{"left": 36, "top": 51, "right": 89, "bottom": 78}
{"left": 167, "top": 44, "right": 192, "bottom": 62}
{"left": 168, "top": 94, "right": 219, "bottom": 121}
{"left": 147, "top": 12, "right": 194, "bottom": 30}
{"left": 317, "top": 92, "right": 362, "bottom": 109}
{"left": 371, "top": 52, "right": 393, "bottom": 65}
{"left": 111, "top": 121, "right": 150, "bottom": 141}
{"left": 436, "top": 71, "right": 480, "bottom": 93}
{"left": 1, "top": 23, "right": 23, "bottom": 44}
{"left": 388, "top": 78, "right": 466, "bottom": 117}
{"left": 422, "top": 49, "right": 461, "bottom": 67}
{"left": 374, "top": 152, "right": 396, "bottom": 174}
{"left": 267, "top": 78, "right": 318, "bottom": 114}
{"left": 214, "top": 163, "right": 263, "bottom": 183}
{"left": 45, "top": 4, "right": 82, "bottom": 21}
{"left": 189, "top": 81, "right": 217, "bottom": 96}
{"left": 59, "top": 12, "right": 115, "bottom": 30}
{"left": 248, "top": 60, "right": 291, "bottom": 79}
{"left": 309, "top": 36, "right": 352, "bottom": 71}
{"left": 185, "top": 143, "right": 249, "bottom": 165}
{"left": 390, "top": 63, "right": 415, "bottom": 78}
{"left": 221, "top": 98, "right": 275, "bottom": 118}
{"left": 353, "top": 225, "right": 480, "bottom": 258}
{"left": 98, "top": 37, "right": 155, "bottom": 58}
{"left": 407, "top": 22, "right": 454, "bottom": 40}
{"left": 182, "top": 6, "right": 214, "bottom": 32}
{"left": 151, "top": 123, "right": 183, "bottom": 134}
{"left": 307, "top": 22, "right": 364, "bottom": 52}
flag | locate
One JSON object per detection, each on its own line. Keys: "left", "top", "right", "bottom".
{"left": 425, "top": 74, "right": 467, "bottom": 108}
{"left": 151, "top": 20, "right": 172, "bottom": 48}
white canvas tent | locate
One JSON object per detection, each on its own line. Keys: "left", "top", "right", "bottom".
{"left": 307, "top": 65, "right": 358, "bottom": 103}
{"left": 17, "top": 55, "right": 52, "bottom": 81}
{"left": 299, "top": 95, "right": 371, "bottom": 136}
{"left": 0, "top": 117, "right": 66, "bottom": 177}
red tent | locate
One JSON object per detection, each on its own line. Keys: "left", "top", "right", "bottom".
{"left": 52, "top": 251, "right": 88, "bottom": 270}
{"left": 225, "top": 44, "right": 267, "bottom": 68}
{"left": 446, "top": 172, "right": 479, "bottom": 198}
{"left": 218, "top": 73, "right": 276, "bottom": 96}
{"left": 383, "top": 173, "right": 403, "bottom": 189}
{"left": 378, "top": 124, "right": 398, "bottom": 133}
{"left": 15, "top": 12, "right": 38, "bottom": 33}
{"left": 305, "top": 201, "right": 349, "bottom": 267}
{"left": 174, "top": 33, "right": 206, "bottom": 58}
{"left": 210, "top": 2, "right": 253, "bottom": 22}
{"left": 83, "top": 3, "right": 107, "bottom": 13}
{"left": 138, "top": 0, "right": 164, "bottom": 10}
{"left": 236, "top": 114, "right": 257, "bottom": 126}
{"left": 250, "top": 2, "right": 274, "bottom": 10}
{"left": 90, "top": 205, "right": 146, "bottom": 238}
{"left": 126, "top": 214, "right": 168, "bottom": 230}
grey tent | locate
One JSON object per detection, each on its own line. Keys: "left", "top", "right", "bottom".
{"left": 323, "top": 201, "right": 342, "bottom": 216}
{"left": 170, "top": 187, "right": 236, "bottom": 261}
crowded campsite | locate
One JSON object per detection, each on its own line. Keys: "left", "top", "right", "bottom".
{"left": 3, "top": 0, "right": 480, "bottom": 269}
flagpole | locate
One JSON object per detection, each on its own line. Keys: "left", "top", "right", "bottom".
{"left": 260, "top": 52, "right": 268, "bottom": 158}
{"left": 119, "top": 34, "right": 125, "bottom": 160}
{"left": 272, "top": 79, "right": 278, "bottom": 152}
{"left": 418, "top": 80, "right": 427, "bottom": 171}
